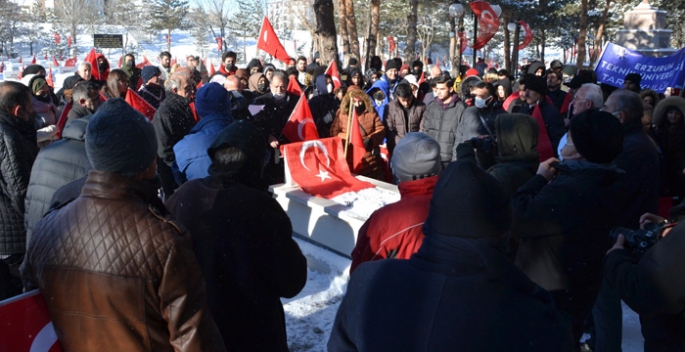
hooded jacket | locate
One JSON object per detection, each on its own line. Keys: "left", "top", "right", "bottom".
{"left": 166, "top": 121, "right": 306, "bottom": 351}
{"left": 309, "top": 73, "right": 340, "bottom": 138}
{"left": 24, "top": 116, "right": 92, "bottom": 248}
{"left": 330, "top": 87, "right": 386, "bottom": 180}
{"left": 246, "top": 59, "right": 263, "bottom": 74}
{"left": 248, "top": 72, "right": 268, "bottom": 97}
{"left": 420, "top": 94, "right": 467, "bottom": 164}
{"left": 367, "top": 75, "right": 398, "bottom": 120}
{"left": 512, "top": 160, "right": 625, "bottom": 341}
{"left": 121, "top": 61, "right": 142, "bottom": 90}
{"left": 0, "top": 110, "right": 39, "bottom": 254}
{"left": 652, "top": 97, "right": 685, "bottom": 197}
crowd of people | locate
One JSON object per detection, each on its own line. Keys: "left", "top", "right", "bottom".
{"left": 0, "top": 47, "right": 684, "bottom": 352}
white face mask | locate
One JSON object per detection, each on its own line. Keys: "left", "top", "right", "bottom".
{"left": 273, "top": 93, "right": 286, "bottom": 101}
{"left": 327, "top": 83, "right": 334, "bottom": 94}
{"left": 474, "top": 96, "right": 491, "bottom": 109}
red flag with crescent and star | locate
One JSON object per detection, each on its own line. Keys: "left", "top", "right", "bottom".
{"left": 0, "top": 290, "right": 63, "bottom": 351}
{"left": 532, "top": 104, "right": 554, "bottom": 161}
{"left": 517, "top": 21, "right": 533, "bottom": 51}
{"left": 256, "top": 16, "right": 291, "bottom": 63}
{"left": 124, "top": 88, "right": 156, "bottom": 120}
{"left": 282, "top": 95, "right": 319, "bottom": 143}
{"left": 287, "top": 75, "right": 303, "bottom": 96}
{"left": 136, "top": 55, "right": 152, "bottom": 69}
{"left": 206, "top": 58, "right": 215, "bottom": 76}
{"left": 55, "top": 103, "right": 72, "bottom": 139}
{"left": 64, "top": 57, "right": 77, "bottom": 67}
{"left": 46, "top": 66, "right": 54, "bottom": 88}
{"left": 470, "top": 1, "right": 500, "bottom": 51}
{"left": 325, "top": 59, "right": 342, "bottom": 89}
{"left": 31, "top": 55, "right": 37, "bottom": 64}
{"left": 52, "top": 57, "right": 59, "bottom": 67}
{"left": 283, "top": 137, "right": 374, "bottom": 199}
{"left": 348, "top": 106, "right": 366, "bottom": 172}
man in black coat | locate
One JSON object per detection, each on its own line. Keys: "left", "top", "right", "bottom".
{"left": 454, "top": 81, "right": 505, "bottom": 149}
{"left": 511, "top": 111, "right": 626, "bottom": 347}
{"left": 605, "top": 214, "right": 685, "bottom": 352}
{"left": 546, "top": 70, "right": 568, "bottom": 113}
{"left": 66, "top": 81, "right": 101, "bottom": 125}
{"left": 518, "top": 75, "right": 566, "bottom": 156}
{"left": 152, "top": 72, "right": 197, "bottom": 198}
{"left": 328, "top": 159, "right": 575, "bottom": 352}
{"left": 591, "top": 89, "right": 660, "bottom": 352}
{"left": 0, "top": 81, "right": 40, "bottom": 299}
{"left": 420, "top": 75, "right": 466, "bottom": 168}
{"left": 24, "top": 116, "right": 92, "bottom": 248}
{"left": 308, "top": 71, "right": 339, "bottom": 138}
{"left": 166, "top": 120, "right": 307, "bottom": 351}
{"left": 252, "top": 71, "right": 298, "bottom": 185}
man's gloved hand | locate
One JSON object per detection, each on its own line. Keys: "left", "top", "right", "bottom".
{"left": 456, "top": 140, "right": 476, "bottom": 161}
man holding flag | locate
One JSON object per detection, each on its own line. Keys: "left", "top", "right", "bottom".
{"left": 330, "top": 86, "right": 386, "bottom": 180}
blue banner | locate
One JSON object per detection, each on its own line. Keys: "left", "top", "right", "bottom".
{"left": 596, "top": 42, "right": 685, "bottom": 93}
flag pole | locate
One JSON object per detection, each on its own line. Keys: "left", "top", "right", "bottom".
{"left": 343, "top": 97, "right": 354, "bottom": 158}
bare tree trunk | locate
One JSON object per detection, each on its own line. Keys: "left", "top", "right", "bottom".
{"left": 345, "top": 0, "right": 361, "bottom": 62}
{"left": 590, "top": 0, "right": 611, "bottom": 67}
{"left": 503, "top": 13, "right": 510, "bottom": 73}
{"left": 577, "top": 0, "right": 588, "bottom": 68}
{"left": 540, "top": 28, "right": 546, "bottom": 64}
{"left": 314, "top": 0, "right": 339, "bottom": 63}
{"left": 338, "top": 0, "right": 350, "bottom": 63}
{"left": 364, "top": 0, "right": 380, "bottom": 69}
{"left": 404, "top": 0, "right": 418, "bottom": 64}
{"left": 449, "top": 15, "right": 457, "bottom": 77}
{"left": 167, "top": 28, "right": 171, "bottom": 52}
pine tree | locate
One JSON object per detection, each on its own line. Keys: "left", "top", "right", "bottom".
{"left": 149, "top": 0, "right": 189, "bottom": 52}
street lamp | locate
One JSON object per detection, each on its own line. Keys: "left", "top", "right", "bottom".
{"left": 508, "top": 21, "right": 521, "bottom": 78}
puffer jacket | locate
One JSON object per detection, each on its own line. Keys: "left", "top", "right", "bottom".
{"left": 21, "top": 171, "right": 226, "bottom": 352}
{"left": 383, "top": 98, "right": 426, "bottom": 153}
{"left": 330, "top": 87, "right": 386, "bottom": 180}
{"left": 24, "top": 116, "right": 92, "bottom": 248}
{"left": 0, "top": 110, "right": 39, "bottom": 255}
{"left": 420, "top": 94, "right": 467, "bottom": 164}
{"left": 350, "top": 176, "right": 438, "bottom": 273}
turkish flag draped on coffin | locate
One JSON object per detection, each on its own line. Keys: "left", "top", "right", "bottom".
{"left": 256, "top": 16, "right": 291, "bottom": 63}
{"left": 0, "top": 290, "right": 63, "bottom": 351}
{"left": 469, "top": 1, "right": 500, "bottom": 51}
{"left": 125, "top": 88, "right": 156, "bottom": 120}
{"left": 283, "top": 137, "right": 375, "bottom": 199}
{"left": 325, "top": 59, "right": 342, "bottom": 89}
{"left": 281, "top": 95, "right": 319, "bottom": 142}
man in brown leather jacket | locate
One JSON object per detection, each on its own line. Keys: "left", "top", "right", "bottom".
{"left": 21, "top": 99, "right": 225, "bottom": 351}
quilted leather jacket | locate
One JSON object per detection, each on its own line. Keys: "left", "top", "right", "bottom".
{"left": 21, "top": 170, "right": 226, "bottom": 352}
{"left": 0, "top": 109, "right": 39, "bottom": 255}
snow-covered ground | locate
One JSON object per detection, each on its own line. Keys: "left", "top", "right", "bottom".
{"left": 286, "top": 237, "right": 646, "bottom": 352}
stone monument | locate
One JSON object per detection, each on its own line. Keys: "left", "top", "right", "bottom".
{"left": 615, "top": 0, "right": 677, "bottom": 57}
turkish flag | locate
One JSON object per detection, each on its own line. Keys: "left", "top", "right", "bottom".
{"left": 125, "top": 88, "right": 156, "bottom": 120}
{"left": 52, "top": 56, "right": 59, "bottom": 67}
{"left": 55, "top": 103, "right": 72, "bottom": 139}
{"left": 469, "top": 1, "right": 500, "bottom": 51}
{"left": 64, "top": 57, "right": 77, "bottom": 67}
{"left": 325, "top": 59, "right": 342, "bottom": 89}
{"left": 348, "top": 107, "right": 366, "bottom": 172}
{"left": 136, "top": 55, "right": 152, "bottom": 69}
{"left": 31, "top": 55, "right": 36, "bottom": 64}
{"left": 0, "top": 290, "right": 63, "bottom": 351}
{"left": 517, "top": 21, "right": 533, "bottom": 51}
{"left": 287, "top": 75, "right": 302, "bottom": 96}
{"left": 206, "top": 58, "right": 215, "bottom": 76}
{"left": 46, "top": 66, "right": 54, "bottom": 88}
{"left": 418, "top": 72, "right": 426, "bottom": 86}
{"left": 256, "top": 16, "right": 291, "bottom": 63}
{"left": 84, "top": 48, "right": 100, "bottom": 81}
{"left": 18, "top": 63, "right": 24, "bottom": 80}
{"left": 283, "top": 137, "right": 374, "bottom": 199}
{"left": 18, "top": 56, "right": 22, "bottom": 63}
{"left": 117, "top": 56, "right": 122, "bottom": 68}
{"left": 388, "top": 36, "right": 395, "bottom": 54}
{"left": 217, "top": 37, "right": 222, "bottom": 52}
{"left": 560, "top": 91, "right": 573, "bottom": 115}
{"left": 532, "top": 104, "right": 554, "bottom": 161}
{"left": 282, "top": 95, "right": 319, "bottom": 143}
{"left": 189, "top": 101, "right": 200, "bottom": 122}
{"left": 67, "top": 35, "right": 72, "bottom": 47}
{"left": 54, "top": 33, "right": 60, "bottom": 44}
{"left": 458, "top": 31, "right": 468, "bottom": 54}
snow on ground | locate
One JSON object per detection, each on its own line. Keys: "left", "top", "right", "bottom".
{"left": 329, "top": 187, "right": 401, "bottom": 220}
{"left": 286, "top": 237, "right": 646, "bottom": 352}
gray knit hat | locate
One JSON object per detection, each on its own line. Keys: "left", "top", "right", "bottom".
{"left": 86, "top": 98, "right": 157, "bottom": 177}
{"left": 391, "top": 132, "right": 442, "bottom": 184}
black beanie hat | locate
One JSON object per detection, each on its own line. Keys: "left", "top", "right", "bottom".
{"left": 141, "top": 66, "right": 161, "bottom": 83}
{"left": 207, "top": 120, "right": 266, "bottom": 174}
{"left": 525, "top": 75, "right": 547, "bottom": 96}
{"left": 423, "top": 160, "right": 512, "bottom": 238}
{"left": 348, "top": 57, "right": 358, "bottom": 66}
{"left": 625, "top": 73, "right": 642, "bottom": 85}
{"left": 569, "top": 110, "right": 623, "bottom": 164}
{"left": 385, "top": 59, "right": 399, "bottom": 71}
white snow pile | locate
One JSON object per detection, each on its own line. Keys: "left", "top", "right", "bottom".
{"left": 329, "top": 187, "right": 401, "bottom": 220}
{"left": 283, "top": 238, "right": 351, "bottom": 351}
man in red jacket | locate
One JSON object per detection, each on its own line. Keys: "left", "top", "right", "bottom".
{"left": 350, "top": 132, "right": 442, "bottom": 273}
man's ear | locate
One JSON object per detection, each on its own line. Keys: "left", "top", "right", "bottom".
{"left": 11, "top": 105, "right": 21, "bottom": 117}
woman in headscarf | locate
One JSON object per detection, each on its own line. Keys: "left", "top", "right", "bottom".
{"left": 248, "top": 72, "right": 269, "bottom": 98}
{"left": 652, "top": 97, "right": 685, "bottom": 197}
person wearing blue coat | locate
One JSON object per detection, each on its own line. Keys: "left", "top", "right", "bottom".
{"left": 367, "top": 60, "right": 400, "bottom": 121}
{"left": 173, "top": 83, "right": 233, "bottom": 183}
{"left": 328, "top": 159, "right": 575, "bottom": 352}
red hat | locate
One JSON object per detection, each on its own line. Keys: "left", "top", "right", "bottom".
{"left": 465, "top": 68, "right": 480, "bottom": 78}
